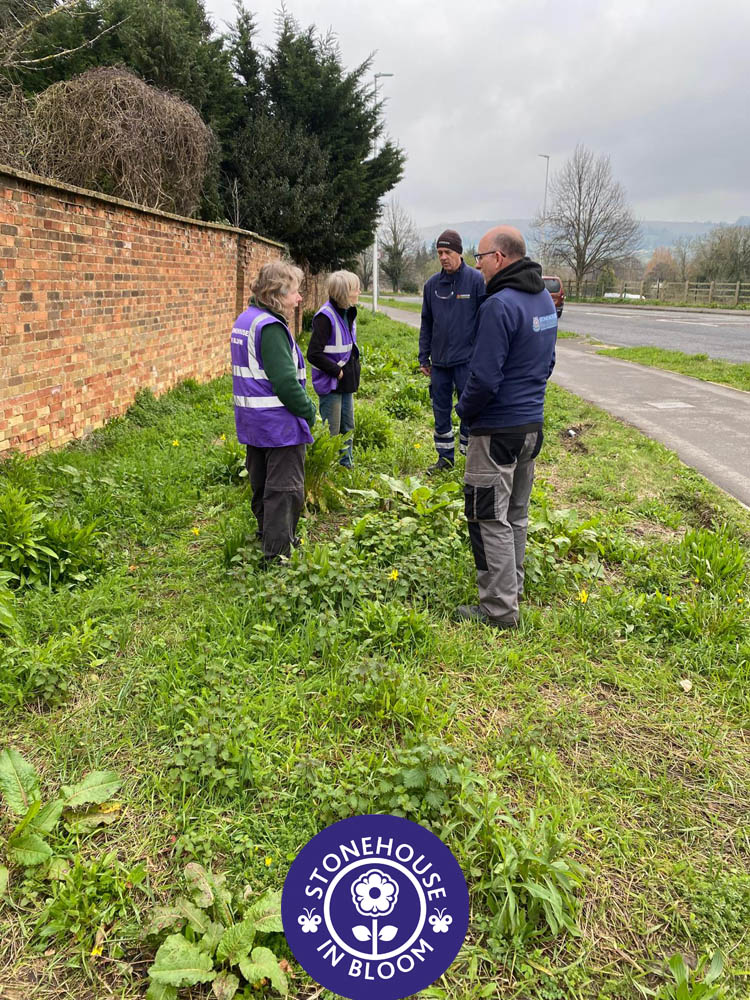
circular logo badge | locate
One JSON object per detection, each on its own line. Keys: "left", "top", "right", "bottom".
{"left": 282, "top": 815, "right": 469, "bottom": 1000}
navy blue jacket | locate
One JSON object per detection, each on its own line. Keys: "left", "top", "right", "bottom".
{"left": 419, "top": 260, "right": 485, "bottom": 367}
{"left": 456, "top": 259, "right": 557, "bottom": 431}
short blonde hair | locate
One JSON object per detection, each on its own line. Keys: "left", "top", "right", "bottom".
{"left": 252, "top": 260, "right": 304, "bottom": 318}
{"left": 327, "top": 269, "right": 360, "bottom": 309}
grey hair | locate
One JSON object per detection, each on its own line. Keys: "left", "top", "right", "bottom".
{"left": 251, "top": 260, "right": 304, "bottom": 318}
{"left": 327, "top": 270, "right": 361, "bottom": 309}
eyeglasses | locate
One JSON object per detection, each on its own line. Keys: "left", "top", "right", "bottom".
{"left": 475, "top": 250, "right": 505, "bottom": 261}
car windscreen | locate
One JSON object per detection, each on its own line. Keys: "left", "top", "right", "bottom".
{"left": 544, "top": 279, "right": 561, "bottom": 293}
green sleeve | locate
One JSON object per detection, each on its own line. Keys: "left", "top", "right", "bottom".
{"left": 260, "top": 323, "right": 317, "bottom": 424}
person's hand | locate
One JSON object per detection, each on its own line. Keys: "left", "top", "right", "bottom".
{"left": 337, "top": 370, "right": 344, "bottom": 380}
{"left": 419, "top": 365, "right": 431, "bottom": 377}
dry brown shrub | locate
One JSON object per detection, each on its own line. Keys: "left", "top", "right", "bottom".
{"left": 0, "top": 80, "right": 38, "bottom": 171}
{"left": 22, "top": 66, "right": 213, "bottom": 215}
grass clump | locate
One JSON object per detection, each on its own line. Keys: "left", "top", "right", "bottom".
{"left": 596, "top": 345, "right": 750, "bottom": 393}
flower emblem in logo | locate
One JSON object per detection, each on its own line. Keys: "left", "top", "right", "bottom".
{"left": 429, "top": 908, "right": 453, "bottom": 933}
{"left": 297, "top": 908, "right": 321, "bottom": 933}
{"left": 351, "top": 868, "right": 399, "bottom": 917}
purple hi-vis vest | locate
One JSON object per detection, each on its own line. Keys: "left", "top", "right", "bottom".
{"left": 231, "top": 306, "right": 313, "bottom": 448}
{"left": 311, "top": 301, "right": 357, "bottom": 396}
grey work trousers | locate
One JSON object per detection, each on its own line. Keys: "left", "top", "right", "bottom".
{"left": 463, "top": 430, "right": 542, "bottom": 624}
{"left": 245, "top": 443, "right": 306, "bottom": 559}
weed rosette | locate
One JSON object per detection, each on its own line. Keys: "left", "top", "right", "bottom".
{"left": 281, "top": 814, "right": 469, "bottom": 1000}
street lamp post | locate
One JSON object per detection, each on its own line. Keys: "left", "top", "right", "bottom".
{"left": 372, "top": 72, "right": 393, "bottom": 313}
{"left": 538, "top": 153, "right": 550, "bottom": 272}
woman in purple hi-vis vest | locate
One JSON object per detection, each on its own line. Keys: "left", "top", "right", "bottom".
{"left": 231, "top": 261, "right": 317, "bottom": 562}
{"left": 307, "top": 271, "right": 361, "bottom": 468}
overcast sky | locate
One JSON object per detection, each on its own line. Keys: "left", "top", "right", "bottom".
{"left": 203, "top": 0, "right": 749, "bottom": 228}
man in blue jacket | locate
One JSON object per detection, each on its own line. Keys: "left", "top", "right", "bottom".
{"left": 419, "top": 229, "right": 485, "bottom": 472}
{"left": 454, "top": 226, "right": 557, "bottom": 628}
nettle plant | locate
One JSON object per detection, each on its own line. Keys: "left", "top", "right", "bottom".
{"left": 145, "top": 863, "right": 287, "bottom": 999}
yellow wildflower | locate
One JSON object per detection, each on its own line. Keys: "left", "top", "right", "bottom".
{"left": 577, "top": 588, "right": 588, "bottom": 604}
{"left": 665, "top": 595, "right": 672, "bottom": 603}
{"left": 192, "top": 527, "right": 200, "bottom": 536}
{"left": 220, "top": 433, "right": 226, "bottom": 441}
{"left": 90, "top": 945, "right": 103, "bottom": 958}
{"left": 264, "top": 856, "right": 273, "bottom": 867}
{"left": 389, "top": 569, "right": 399, "bottom": 581}
{"left": 172, "top": 439, "right": 180, "bottom": 447}
{"left": 414, "top": 443, "right": 422, "bottom": 449}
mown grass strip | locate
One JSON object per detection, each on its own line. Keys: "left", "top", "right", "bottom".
{"left": 596, "top": 345, "right": 750, "bottom": 393}
{"left": 1, "top": 310, "right": 749, "bottom": 999}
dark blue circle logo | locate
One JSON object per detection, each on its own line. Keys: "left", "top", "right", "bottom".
{"left": 282, "top": 815, "right": 469, "bottom": 1000}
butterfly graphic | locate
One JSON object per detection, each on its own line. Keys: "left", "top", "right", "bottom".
{"left": 428, "top": 908, "right": 453, "bottom": 933}
{"left": 298, "top": 908, "right": 322, "bottom": 933}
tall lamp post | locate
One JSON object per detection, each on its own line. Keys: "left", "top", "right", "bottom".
{"left": 372, "top": 71, "right": 393, "bottom": 313}
{"left": 538, "top": 153, "right": 550, "bottom": 272}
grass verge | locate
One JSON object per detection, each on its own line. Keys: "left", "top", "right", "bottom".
{"left": 596, "top": 346, "right": 750, "bottom": 393}
{"left": 1, "top": 311, "right": 749, "bottom": 999}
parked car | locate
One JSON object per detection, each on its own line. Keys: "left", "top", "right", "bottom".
{"left": 543, "top": 275, "right": 565, "bottom": 317}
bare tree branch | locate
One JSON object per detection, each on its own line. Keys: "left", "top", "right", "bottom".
{"left": 1, "top": 0, "right": 127, "bottom": 73}
{"left": 534, "top": 145, "right": 641, "bottom": 287}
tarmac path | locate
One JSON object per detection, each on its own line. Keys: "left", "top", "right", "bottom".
{"left": 379, "top": 304, "right": 750, "bottom": 507}
{"left": 558, "top": 302, "right": 750, "bottom": 362}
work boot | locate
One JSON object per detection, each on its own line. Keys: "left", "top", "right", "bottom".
{"left": 452, "top": 605, "right": 518, "bottom": 630}
{"left": 426, "top": 456, "right": 454, "bottom": 475}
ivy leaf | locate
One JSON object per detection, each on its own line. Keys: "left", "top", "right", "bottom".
{"left": 216, "top": 918, "right": 256, "bottom": 965}
{"left": 61, "top": 771, "right": 121, "bottom": 807}
{"left": 149, "top": 933, "right": 216, "bottom": 987}
{"left": 0, "top": 748, "right": 41, "bottom": 816}
{"left": 7, "top": 832, "right": 53, "bottom": 867}
{"left": 212, "top": 970, "right": 240, "bottom": 1000}
{"left": 239, "top": 947, "right": 287, "bottom": 995}
{"left": 245, "top": 890, "right": 283, "bottom": 933}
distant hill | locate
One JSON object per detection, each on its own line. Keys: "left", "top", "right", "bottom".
{"left": 418, "top": 217, "right": 749, "bottom": 259}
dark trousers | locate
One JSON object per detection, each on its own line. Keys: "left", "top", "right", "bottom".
{"left": 431, "top": 363, "right": 470, "bottom": 462}
{"left": 245, "top": 444, "right": 306, "bottom": 559}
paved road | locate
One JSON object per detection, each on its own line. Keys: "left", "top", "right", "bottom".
{"left": 559, "top": 303, "right": 750, "bottom": 362}
{"left": 380, "top": 304, "right": 750, "bottom": 507}
{"left": 375, "top": 297, "right": 750, "bottom": 362}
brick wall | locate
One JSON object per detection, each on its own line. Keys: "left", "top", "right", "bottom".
{"left": 0, "top": 166, "right": 285, "bottom": 456}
